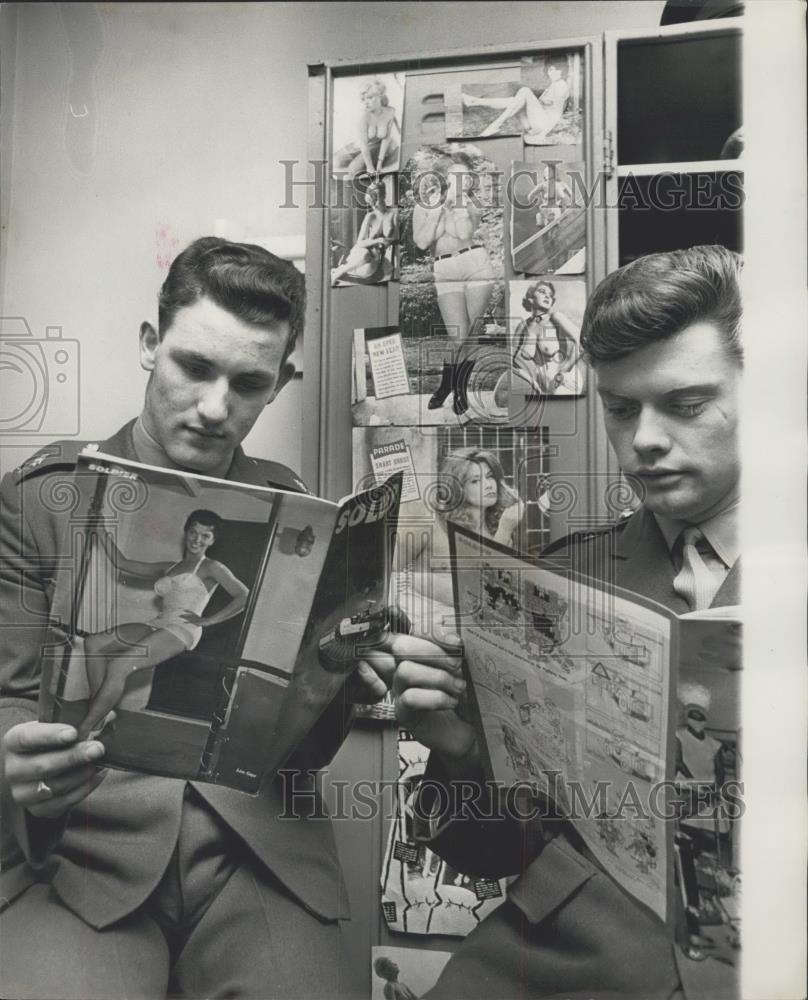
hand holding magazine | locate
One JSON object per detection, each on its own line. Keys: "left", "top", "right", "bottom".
{"left": 39, "top": 452, "right": 402, "bottom": 793}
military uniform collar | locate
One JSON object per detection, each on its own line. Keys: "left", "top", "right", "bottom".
{"left": 611, "top": 506, "right": 666, "bottom": 562}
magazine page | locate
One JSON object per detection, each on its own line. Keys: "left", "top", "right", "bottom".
{"left": 448, "top": 522, "right": 676, "bottom": 921}
{"left": 673, "top": 612, "right": 742, "bottom": 969}
{"left": 41, "top": 453, "right": 399, "bottom": 793}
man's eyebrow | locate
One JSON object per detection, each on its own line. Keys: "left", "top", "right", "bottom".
{"left": 596, "top": 388, "right": 631, "bottom": 398}
{"left": 171, "top": 348, "right": 274, "bottom": 381}
{"left": 661, "top": 383, "right": 720, "bottom": 397}
{"left": 596, "top": 384, "right": 720, "bottom": 398}
{"left": 171, "top": 348, "right": 210, "bottom": 365}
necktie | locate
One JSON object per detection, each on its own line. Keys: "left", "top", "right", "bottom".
{"left": 672, "top": 527, "right": 719, "bottom": 611}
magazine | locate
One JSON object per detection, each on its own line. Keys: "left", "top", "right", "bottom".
{"left": 39, "top": 452, "right": 402, "bottom": 793}
{"left": 448, "top": 523, "right": 741, "bottom": 957}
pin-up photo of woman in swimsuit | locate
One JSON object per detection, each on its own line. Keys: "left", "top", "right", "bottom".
{"left": 456, "top": 52, "right": 582, "bottom": 147}
{"left": 77, "top": 509, "right": 248, "bottom": 739}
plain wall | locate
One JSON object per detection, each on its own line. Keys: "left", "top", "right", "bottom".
{"left": 0, "top": 0, "right": 665, "bottom": 480}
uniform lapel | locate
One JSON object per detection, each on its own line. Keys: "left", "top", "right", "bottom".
{"left": 612, "top": 507, "right": 690, "bottom": 614}
{"left": 226, "top": 447, "right": 267, "bottom": 487}
{"left": 711, "top": 559, "right": 741, "bottom": 608}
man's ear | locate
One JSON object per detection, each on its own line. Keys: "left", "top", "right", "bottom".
{"left": 139, "top": 321, "right": 160, "bottom": 372}
{"left": 267, "top": 360, "right": 297, "bottom": 403}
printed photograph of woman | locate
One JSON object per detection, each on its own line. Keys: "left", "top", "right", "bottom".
{"left": 332, "top": 73, "right": 404, "bottom": 178}
{"left": 446, "top": 78, "right": 524, "bottom": 139}
{"left": 354, "top": 426, "right": 549, "bottom": 638}
{"left": 403, "top": 147, "right": 503, "bottom": 417}
{"left": 77, "top": 509, "right": 248, "bottom": 739}
{"left": 499, "top": 279, "right": 587, "bottom": 406}
{"left": 331, "top": 175, "right": 399, "bottom": 287}
{"left": 402, "top": 447, "right": 525, "bottom": 633}
{"left": 457, "top": 52, "right": 581, "bottom": 146}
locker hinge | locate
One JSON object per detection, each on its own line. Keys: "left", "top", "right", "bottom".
{"left": 602, "top": 129, "right": 616, "bottom": 180}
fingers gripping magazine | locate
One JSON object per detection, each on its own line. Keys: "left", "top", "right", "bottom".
{"left": 448, "top": 523, "right": 742, "bottom": 963}
{"left": 39, "top": 452, "right": 402, "bottom": 793}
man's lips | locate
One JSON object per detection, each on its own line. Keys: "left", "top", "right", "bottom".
{"left": 184, "top": 425, "right": 227, "bottom": 441}
{"left": 631, "top": 469, "right": 686, "bottom": 485}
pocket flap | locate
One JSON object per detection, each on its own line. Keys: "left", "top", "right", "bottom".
{"left": 507, "top": 835, "right": 597, "bottom": 924}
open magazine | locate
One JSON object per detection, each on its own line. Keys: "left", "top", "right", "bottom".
{"left": 448, "top": 522, "right": 741, "bottom": 959}
{"left": 39, "top": 452, "right": 402, "bottom": 793}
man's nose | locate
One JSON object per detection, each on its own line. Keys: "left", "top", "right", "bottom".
{"left": 632, "top": 407, "right": 671, "bottom": 455}
{"left": 197, "top": 378, "right": 230, "bottom": 424}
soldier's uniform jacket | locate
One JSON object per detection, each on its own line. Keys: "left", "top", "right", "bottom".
{"left": 0, "top": 419, "right": 351, "bottom": 929}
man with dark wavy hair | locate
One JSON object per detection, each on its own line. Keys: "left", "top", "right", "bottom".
{"left": 391, "top": 245, "right": 742, "bottom": 1000}
{"left": 0, "top": 238, "right": 383, "bottom": 999}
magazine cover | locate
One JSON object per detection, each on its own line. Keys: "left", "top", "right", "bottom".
{"left": 448, "top": 522, "right": 741, "bottom": 958}
{"left": 40, "top": 452, "right": 401, "bottom": 793}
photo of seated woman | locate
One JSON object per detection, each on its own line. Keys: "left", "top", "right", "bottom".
{"left": 332, "top": 72, "right": 404, "bottom": 179}
{"left": 457, "top": 51, "right": 582, "bottom": 147}
{"left": 330, "top": 174, "right": 399, "bottom": 287}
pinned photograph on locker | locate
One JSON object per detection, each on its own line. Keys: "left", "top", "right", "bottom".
{"left": 331, "top": 72, "right": 405, "bottom": 179}
{"left": 351, "top": 326, "right": 514, "bottom": 426}
{"left": 501, "top": 279, "right": 588, "bottom": 412}
{"left": 518, "top": 50, "right": 584, "bottom": 147}
{"left": 353, "top": 424, "right": 550, "bottom": 639}
{"left": 445, "top": 73, "right": 524, "bottom": 140}
{"left": 397, "top": 143, "right": 505, "bottom": 420}
{"left": 444, "top": 51, "right": 582, "bottom": 148}
{"left": 510, "top": 160, "right": 586, "bottom": 275}
{"left": 330, "top": 173, "right": 400, "bottom": 287}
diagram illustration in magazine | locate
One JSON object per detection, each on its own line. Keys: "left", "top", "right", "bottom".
{"left": 40, "top": 452, "right": 402, "bottom": 793}
{"left": 448, "top": 522, "right": 741, "bottom": 962}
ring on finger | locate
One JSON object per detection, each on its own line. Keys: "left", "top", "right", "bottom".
{"left": 36, "top": 780, "right": 53, "bottom": 797}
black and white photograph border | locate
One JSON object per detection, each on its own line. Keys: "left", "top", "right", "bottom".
{"left": 332, "top": 71, "right": 405, "bottom": 179}
{"left": 511, "top": 159, "right": 586, "bottom": 275}
{"left": 330, "top": 173, "right": 400, "bottom": 287}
